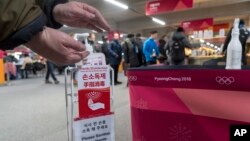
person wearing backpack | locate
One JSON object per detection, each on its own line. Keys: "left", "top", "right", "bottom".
{"left": 167, "top": 27, "right": 192, "bottom": 65}
{"left": 123, "top": 34, "right": 140, "bottom": 69}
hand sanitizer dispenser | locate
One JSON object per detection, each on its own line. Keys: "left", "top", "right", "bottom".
{"left": 226, "top": 18, "right": 242, "bottom": 70}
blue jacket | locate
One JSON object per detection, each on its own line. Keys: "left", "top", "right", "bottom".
{"left": 143, "top": 38, "right": 160, "bottom": 62}
{"left": 108, "top": 40, "right": 122, "bottom": 65}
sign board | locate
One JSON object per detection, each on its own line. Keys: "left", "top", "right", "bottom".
{"left": 181, "top": 18, "right": 213, "bottom": 33}
{"left": 76, "top": 53, "right": 106, "bottom": 67}
{"left": 74, "top": 114, "right": 115, "bottom": 141}
{"left": 146, "top": 0, "right": 193, "bottom": 15}
{"left": 78, "top": 66, "right": 111, "bottom": 118}
{"left": 213, "top": 23, "right": 230, "bottom": 32}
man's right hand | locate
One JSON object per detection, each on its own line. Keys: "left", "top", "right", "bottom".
{"left": 25, "top": 27, "right": 89, "bottom": 65}
{"left": 53, "top": 1, "right": 111, "bottom": 32}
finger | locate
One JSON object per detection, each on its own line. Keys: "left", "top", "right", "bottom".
{"left": 63, "top": 34, "right": 86, "bottom": 51}
{"left": 67, "top": 1, "right": 95, "bottom": 20}
{"left": 81, "top": 3, "right": 111, "bottom": 31}
{"left": 68, "top": 51, "right": 90, "bottom": 64}
{"left": 85, "top": 23, "right": 103, "bottom": 32}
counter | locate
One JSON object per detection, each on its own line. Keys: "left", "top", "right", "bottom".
{"left": 188, "top": 55, "right": 224, "bottom": 65}
{"left": 127, "top": 66, "right": 250, "bottom": 141}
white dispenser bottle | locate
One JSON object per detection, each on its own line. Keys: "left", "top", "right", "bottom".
{"left": 226, "top": 18, "right": 242, "bottom": 70}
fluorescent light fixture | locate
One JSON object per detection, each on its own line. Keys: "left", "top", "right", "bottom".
{"left": 210, "top": 44, "right": 214, "bottom": 47}
{"left": 199, "top": 39, "right": 205, "bottom": 43}
{"left": 104, "top": 0, "right": 128, "bottom": 10}
{"left": 98, "top": 41, "right": 104, "bottom": 44}
{"left": 206, "top": 42, "right": 210, "bottom": 46}
{"left": 152, "top": 17, "right": 166, "bottom": 26}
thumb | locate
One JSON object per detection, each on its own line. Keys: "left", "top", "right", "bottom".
{"left": 63, "top": 34, "right": 86, "bottom": 52}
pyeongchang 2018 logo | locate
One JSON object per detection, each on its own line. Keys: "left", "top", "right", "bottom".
{"left": 215, "top": 76, "right": 235, "bottom": 85}
{"left": 129, "top": 76, "right": 137, "bottom": 82}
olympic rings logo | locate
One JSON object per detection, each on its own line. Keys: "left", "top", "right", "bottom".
{"left": 215, "top": 76, "right": 235, "bottom": 85}
{"left": 129, "top": 76, "right": 137, "bottom": 81}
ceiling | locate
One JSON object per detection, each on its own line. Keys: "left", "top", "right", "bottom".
{"left": 62, "top": 0, "right": 250, "bottom": 35}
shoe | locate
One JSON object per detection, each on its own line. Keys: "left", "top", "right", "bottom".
{"left": 45, "top": 80, "right": 53, "bottom": 84}
{"left": 115, "top": 81, "right": 122, "bottom": 85}
{"left": 54, "top": 80, "right": 60, "bottom": 84}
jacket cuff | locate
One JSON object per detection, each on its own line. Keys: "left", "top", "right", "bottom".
{"left": 0, "top": 14, "right": 47, "bottom": 50}
{"left": 42, "top": 0, "right": 68, "bottom": 29}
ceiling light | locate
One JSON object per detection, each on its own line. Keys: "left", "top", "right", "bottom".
{"left": 152, "top": 17, "right": 166, "bottom": 26}
{"left": 206, "top": 42, "right": 210, "bottom": 46}
{"left": 63, "top": 25, "right": 68, "bottom": 28}
{"left": 104, "top": 0, "right": 129, "bottom": 10}
{"left": 190, "top": 35, "right": 195, "bottom": 39}
{"left": 210, "top": 44, "right": 214, "bottom": 47}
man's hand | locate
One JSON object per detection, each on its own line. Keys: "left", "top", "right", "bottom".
{"left": 25, "top": 27, "right": 89, "bottom": 65}
{"left": 53, "top": 1, "right": 111, "bottom": 32}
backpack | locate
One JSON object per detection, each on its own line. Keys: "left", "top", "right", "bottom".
{"left": 170, "top": 39, "right": 185, "bottom": 62}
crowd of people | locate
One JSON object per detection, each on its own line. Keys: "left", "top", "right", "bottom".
{"left": 3, "top": 52, "right": 62, "bottom": 84}
{"left": 75, "top": 27, "right": 193, "bottom": 85}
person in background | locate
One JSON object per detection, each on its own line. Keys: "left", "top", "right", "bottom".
{"left": 20, "top": 54, "right": 33, "bottom": 79}
{"left": 45, "top": 60, "right": 59, "bottom": 84}
{"left": 108, "top": 33, "right": 123, "bottom": 85}
{"left": 123, "top": 34, "right": 141, "bottom": 86}
{"left": 16, "top": 54, "right": 25, "bottom": 79}
{"left": 101, "top": 35, "right": 109, "bottom": 64}
{"left": 143, "top": 31, "right": 160, "bottom": 65}
{"left": 166, "top": 27, "right": 192, "bottom": 65}
{"left": 0, "top": 1, "right": 111, "bottom": 66}
{"left": 88, "top": 33, "right": 98, "bottom": 52}
{"left": 123, "top": 34, "right": 140, "bottom": 68}
{"left": 135, "top": 33, "right": 146, "bottom": 66}
{"left": 222, "top": 19, "right": 250, "bottom": 65}
{"left": 158, "top": 35, "right": 168, "bottom": 64}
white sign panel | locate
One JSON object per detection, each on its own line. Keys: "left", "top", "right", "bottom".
{"left": 76, "top": 53, "right": 106, "bottom": 67}
{"left": 74, "top": 114, "right": 115, "bottom": 141}
{"left": 77, "top": 66, "right": 110, "bottom": 89}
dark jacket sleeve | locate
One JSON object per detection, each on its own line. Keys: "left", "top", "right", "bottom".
{"left": 183, "top": 36, "right": 192, "bottom": 49}
{"left": 108, "top": 42, "right": 118, "bottom": 57}
{"left": 0, "top": 0, "right": 68, "bottom": 50}
{"left": 122, "top": 42, "right": 130, "bottom": 64}
{"left": 223, "top": 28, "right": 232, "bottom": 53}
{"left": 36, "top": 0, "right": 68, "bottom": 29}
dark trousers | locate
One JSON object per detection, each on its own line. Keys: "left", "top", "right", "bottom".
{"left": 20, "top": 69, "right": 28, "bottom": 79}
{"left": 110, "top": 64, "right": 119, "bottom": 82}
{"left": 45, "top": 61, "right": 57, "bottom": 81}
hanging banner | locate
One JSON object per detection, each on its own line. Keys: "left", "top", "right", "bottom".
{"left": 74, "top": 114, "right": 115, "bottom": 141}
{"left": 181, "top": 18, "right": 214, "bottom": 33}
{"left": 146, "top": 0, "right": 193, "bottom": 15}
{"left": 78, "top": 66, "right": 111, "bottom": 118}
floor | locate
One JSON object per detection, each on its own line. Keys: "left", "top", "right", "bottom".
{"left": 0, "top": 73, "right": 131, "bottom": 141}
